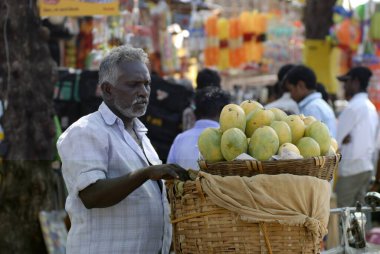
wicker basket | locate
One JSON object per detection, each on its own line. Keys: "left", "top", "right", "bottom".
{"left": 167, "top": 180, "right": 321, "bottom": 254}
{"left": 198, "top": 154, "right": 341, "bottom": 181}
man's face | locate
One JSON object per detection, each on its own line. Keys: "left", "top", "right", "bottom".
{"left": 343, "top": 78, "right": 358, "bottom": 100}
{"left": 110, "top": 61, "right": 151, "bottom": 119}
{"left": 286, "top": 81, "right": 305, "bottom": 103}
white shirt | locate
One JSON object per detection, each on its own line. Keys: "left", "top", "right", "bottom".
{"left": 265, "top": 92, "right": 300, "bottom": 115}
{"left": 167, "top": 119, "right": 219, "bottom": 170}
{"left": 57, "top": 102, "right": 171, "bottom": 254}
{"left": 337, "top": 93, "right": 378, "bottom": 177}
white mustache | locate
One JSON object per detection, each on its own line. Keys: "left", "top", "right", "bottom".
{"left": 133, "top": 98, "right": 148, "bottom": 104}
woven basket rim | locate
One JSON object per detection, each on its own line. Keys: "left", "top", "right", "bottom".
{"left": 198, "top": 153, "right": 341, "bottom": 165}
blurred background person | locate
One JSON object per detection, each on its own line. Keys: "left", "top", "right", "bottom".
{"left": 168, "top": 86, "right": 230, "bottom": 170}
{"left": 284, "top": 65, "right": 336, "bottom": 137}
{"left": 182, "top": 68, "right": 222, "bottom": 131}
{"left": 316, "top": 82, "right": 330, "bottom": 104}
{"left": 265, "top": 64, "right": 299, "bottom": 115}
{"left": 335, "top": 66, "right": 378, "bottom": 207}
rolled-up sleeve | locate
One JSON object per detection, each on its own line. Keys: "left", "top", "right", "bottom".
{"left": 57, "top": 125, "right": 108, "bottom": 195}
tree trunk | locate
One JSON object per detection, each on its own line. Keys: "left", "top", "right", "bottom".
{"left": 0, "top": 0, "right": 57, "bottom": 253}
{"left": 303, "top": 0, "right": 337, "bottom": 39}
{"left": 303, "top": 0, "right": 339, "bottom": 98}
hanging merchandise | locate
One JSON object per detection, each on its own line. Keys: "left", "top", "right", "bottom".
{"left": 188, "top": 3, "right": 205, "bottom": 58}
{"left": 84, "top": 16, "right": 109, "bottom": 69}
{"left": 263, "top": 13, "right": 303, "bottom": 74}
{"left": 204, "top": 15, "right": 219, "bottom": 67}
{"left": 331, "top": 18, "right": 360, "bottom": 51}
{"left": 354, "top": 1, "right": 380, "bottom": 111}
{"left": 251, "top": 11, "right": 266, "bottom": 62}
{"left": 76, "top": 18, "right": 94, "bottom": 69}
{"left": 150, "top": 0, "right": 179, "bottom": 74}
{"left": 107, "top": 16, "right": 123, "bottom": 48}
{"left": 240, "top": 11, "right": 255, "bottom": 63}
{"left": 125, "top": 0, "right": 153, "bottom": 52}
{"left": 367, "top": 69, "right": 380, "bottom": 111}
{"left": 370, "top": 4, "right": 380, "bottom": 40}
{"left": 229, "top": 17, "right": 244, "bottom": 68}
{"left": 151, "top": 2, "right": 166, "bottom": 53}
{"left": 64, "top": 39, "right": 77, "bottom": 68}
{"left": 217, "top": 17, "right": 230, "bottom": 70}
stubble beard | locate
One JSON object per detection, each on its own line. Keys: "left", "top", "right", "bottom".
{"left": 114, "top": 100, "right": 147, "bottom": 119}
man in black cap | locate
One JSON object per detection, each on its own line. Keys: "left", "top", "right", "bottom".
{"left": 335, "top": 66, "right": 379, "bottom": 207}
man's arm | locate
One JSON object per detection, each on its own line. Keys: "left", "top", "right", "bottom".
{"left": 79, "top": 164, "right": 187, "bottom": 209}
{"left": 370, "top": 151, "right": 380, "bottom": 191}
{"left": 336, "top": 108, "right": 355, "bottom": 147}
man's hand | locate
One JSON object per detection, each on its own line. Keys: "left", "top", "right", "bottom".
{"left": 145, "top": 164, "right": 190, "bottom": 181}
{"left": 370, "top": 182, "right": 380, "bottom": 192}
{"left": 342, "top": 134, "right": 351, "bottom": 144}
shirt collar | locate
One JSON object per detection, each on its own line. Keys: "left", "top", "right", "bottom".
{"left": 99, "top": 102, "right": 148, "bottom": 133}
{"left": 350, "top": 92, "right": 368, "bottom": 102}
{"left": 281, "top": 92, "right": 292, "bottom": 99}
{"left": 99, "top": 102, "right": 117, "bottom": 125}
{"left": 299, "top": 92, "right": 322, "bottom": 108}
{"left": 194, "top": 119, "right": 219, "bottom": 128}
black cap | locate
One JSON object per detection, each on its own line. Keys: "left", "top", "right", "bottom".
{"left": 337, "top": 66, "right": 373, "bottom": 83}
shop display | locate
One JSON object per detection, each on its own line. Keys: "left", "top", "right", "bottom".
{"left": 263, "top": 12, "right": 303, "bottom": 74}
{"left": 204, "top": 15, "right": 219, "bottom": 67}
{"left": 188, "top": 4, "right": 205, "bottom": 58}
{"left": 228, "top": 17, "right": 244, "bottom": 68}
{"left": 240, "top": 11, "right": 255, "bottom": 64}
{"left": 216, "top": 17, "right": 229, "bottom": 70}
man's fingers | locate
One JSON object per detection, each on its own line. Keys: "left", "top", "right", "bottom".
{"left": 167, "top": 171, "right": 179, "bottom": 179}
{"left": 168, "top": 163, "right": 186, "bottom": 171}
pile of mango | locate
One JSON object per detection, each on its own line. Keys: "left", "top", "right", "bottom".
{"left": 198, "top": 101, "right": 338, "bottom": 162}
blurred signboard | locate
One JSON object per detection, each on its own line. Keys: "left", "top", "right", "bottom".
{"left": 39, "top": 0, "right": 119, "bottom": 17}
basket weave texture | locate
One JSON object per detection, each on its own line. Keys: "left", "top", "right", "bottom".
{"left": 198, "top": 154, "right": 341, "bottom": 181}
{"left": 167, "top": 180, "right": 321, "bottom": 254}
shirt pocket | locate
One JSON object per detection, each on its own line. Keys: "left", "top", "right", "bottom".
{"left": 142, "top": 138, "right": 162, "bottom": 165}
{"left": 127, "top": 181, "right": 159, "bottom": 201}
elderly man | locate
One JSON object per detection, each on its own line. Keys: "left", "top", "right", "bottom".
{"left": 57, "top": 45, "right": 187, "bottom": 254}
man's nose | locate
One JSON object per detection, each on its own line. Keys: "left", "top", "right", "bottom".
{"left": 138, "top": 84, "right": 150, "bottom": 97}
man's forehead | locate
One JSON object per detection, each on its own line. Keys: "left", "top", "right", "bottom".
{"left": 117, "top": 61, "right": 150, "bottom": 80}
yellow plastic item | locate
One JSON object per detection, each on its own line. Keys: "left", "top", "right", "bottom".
{"left": 303, "top": 39, "right": 340, "bottom": 94}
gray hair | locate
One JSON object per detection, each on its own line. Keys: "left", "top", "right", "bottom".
{"left": 98, "top": 45, "right": 149, "bottom": 86}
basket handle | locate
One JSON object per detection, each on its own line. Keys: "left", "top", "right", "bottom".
{"left": 313, "top": 156, "right": 326, "bottom": 168}
{"left": 198, "top": 160, "right": 208, "bottom": 169}
{"left": 259, "top": 222, "right": 273, "bottom": 254}
{"left": 195, "top": 177, "right": 206, "bottom": 203}
{"left": 246, "top": 160, "right": 263, "bottom": 173}
{"left": 333, "top": 154, "right": 340, "bottom": 172}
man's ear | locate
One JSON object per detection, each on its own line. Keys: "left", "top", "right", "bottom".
{"left": 100, "top": 82, "right": 113, "bottom": 99}
{"left": 353, "top": 78, "right": 362, "bottom": 90}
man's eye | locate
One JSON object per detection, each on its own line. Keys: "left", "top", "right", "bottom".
{"left": 145, "top": 82, "right": 151, "bottom": 87}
